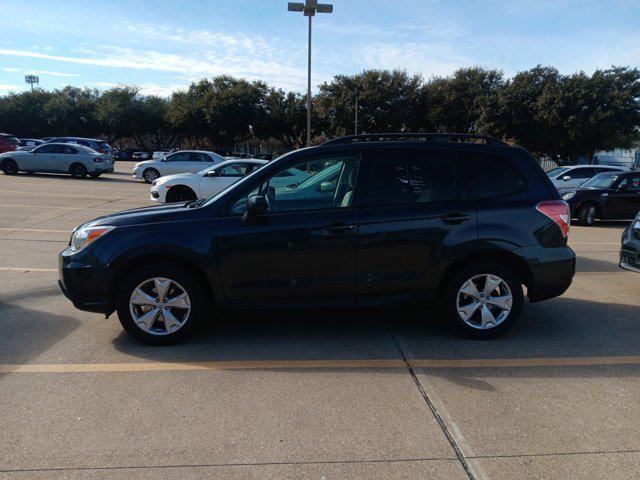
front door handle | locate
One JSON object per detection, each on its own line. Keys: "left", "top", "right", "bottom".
{"left": 441, "top": 213, "right": 471, "bottom": 224}
{"left": 311, "top": 224, "right": 355, "bottom": 237}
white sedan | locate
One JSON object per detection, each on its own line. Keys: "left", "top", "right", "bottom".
{"left": 150, "top": 159, "right": 310, "bottom": 204}
{"left": 132, "top": 150, "right": 226, "bottom": 183}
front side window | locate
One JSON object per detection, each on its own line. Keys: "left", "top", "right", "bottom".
{"left": 33, "top": 145, "right": 55, "bottom": 154}
{"left": 217, "top": 163, "right": 251, "bottom": 177}
{"left": 619, "top": 174, "right": 640, "bottom": 191}
{"left": 365, "top": 150, "right": 457, "bottom": 205}
{"left": 227, "top": 154, "right": 360, "bottom": 215}
{"left": 166, "top": 152, "right": 191, "bottom": 162}
{"left": 459, "top": 152, "right": 527, "bottom": 199}
{"left": 567, "top": 168, "right": 594, "bottom": 180}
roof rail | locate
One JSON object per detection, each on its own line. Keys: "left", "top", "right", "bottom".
{"left": 323, "top": 133, "right": 508, "bottom": 146}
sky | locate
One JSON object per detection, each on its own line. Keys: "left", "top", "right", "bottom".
{"left": 0, "top": 0, "right": 639, "bottom": 97}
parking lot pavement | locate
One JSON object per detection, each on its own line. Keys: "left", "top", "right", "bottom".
{"left": 1, "top": 164, "right": 639, "bottom": 479}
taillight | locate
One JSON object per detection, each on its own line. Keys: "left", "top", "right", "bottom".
{"left": 536, "top": 200, "right": 570, "bottom": 238}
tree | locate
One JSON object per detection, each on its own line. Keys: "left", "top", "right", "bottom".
{"left": 0, "top": 90, "right": 54, "bottom": 138}
{"left": 316, "top": 69, "right": 423, "bottom": 136}
{"left": 43, "top": 86, "right": 100, "bottom": 138}
{"left": 480, "top": 66, "right": 640, "bottom": 163}
{"left": 421, "top": 67, "right": 504, "bottom": 133}
{"left": 94, "top": 86, "right": 144, "bottom": 143}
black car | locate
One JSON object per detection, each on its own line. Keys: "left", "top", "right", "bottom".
{"left": 620, "top": 211, "right": 640, "bottom": 273}
{"left": 558, "top": 171, "right": 640, "bottom": 226}
{"left": 58, "top": 133, "right": 575, "bottom": 344}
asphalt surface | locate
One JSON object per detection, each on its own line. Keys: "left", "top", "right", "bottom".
{"left": 0, "top": 165, "right": 638, "bottom": 480}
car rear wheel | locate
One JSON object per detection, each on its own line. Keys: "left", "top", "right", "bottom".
{"left": 116, "top": 263, "right": 204, "bottom": 345}
{"left": 577, "top": 203, "right": 597, "bottom": 226}
{"left": 143, "top": 168, "right": 160, "bottom": 183}
{"left": 443, "top": 262, "right": 524, "bottom": 339}
{"left": 69, "top": 163, "right": 88, "bottom": 178}
{"left": 1, "top": 159, "right": 18, "bottom": 175}
{"left": 166, "top": 185, "right": 197, "bottom": 203}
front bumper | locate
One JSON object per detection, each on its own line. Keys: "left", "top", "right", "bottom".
{"left": 58, "top": 247, "right": 110, "bottom": 313}
{"left": 619, "top": 223, "right": 640, "bottom": 273}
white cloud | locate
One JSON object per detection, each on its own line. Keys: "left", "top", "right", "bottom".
{"left": 2, "top": 67, "right": 79, "bottom": 77}
{"left": 0, "top": 83, "right": 22, "bottom": 94}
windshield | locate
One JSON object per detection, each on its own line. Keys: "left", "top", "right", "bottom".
{"left": 547, "top": 167, "right": 570, "bottom": 177}
{"left": 581, "top": 172, "right": 620, "bottom": 189}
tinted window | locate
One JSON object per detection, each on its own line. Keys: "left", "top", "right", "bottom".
{"left": 619, "top": 174, "right": 640, "bottom": 191}
{"left": 63, "top": 145, "right": 78, "bottom": 154}
{"left": 460, "top": 152, "right": 527, "bottom": 199}
{"left": 191, "top": 152, "right": 212, "bottom": 162}
{"left": 33, "top": 145, "right": 53, "bottom": 154}
{"left": 567, "top": 168, "right": 594, "bottom": 179}
{"left": 366, "top": 150, "right": 457, "bottom": 205}
{"left": 217, "top": 163, "right": 251, "bottom": 176}
{"left": 166, "top": 152, "right": 191, "bottom": 162}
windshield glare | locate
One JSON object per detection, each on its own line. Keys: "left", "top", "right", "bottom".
{"left": 581, "top": 172, "right": 620, "bottom": 189}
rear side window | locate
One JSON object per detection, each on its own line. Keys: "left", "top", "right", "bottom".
{"left": 366, "top": 150, "right": 458, "bottom": 206}
{"left": 459, "top": 152, "right": 527, "bottom": 199}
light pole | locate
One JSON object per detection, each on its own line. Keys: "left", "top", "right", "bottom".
{"left": 24, "top": 74, "right": 39, "bottom": 92}
{"left": 287, "top": 1, "right": 333, "bottom": 147}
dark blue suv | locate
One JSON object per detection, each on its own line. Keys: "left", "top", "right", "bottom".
{"left": 59, "top": 134, "right": 575, "bottom": 344}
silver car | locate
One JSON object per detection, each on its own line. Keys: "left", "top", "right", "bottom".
{"left": 0, "top": 143, "right": 114, "bottom": 178}
{"left": 132, "top": 150, "right": 226, "bottom": 183}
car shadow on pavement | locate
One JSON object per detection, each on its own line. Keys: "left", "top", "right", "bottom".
{"left": 111, "top": 296, "right": 640, "bottom": 376}
{"left": 0, "top": 296, "right": 80, "bottom": 369}
{"left": 18, "top": 171, "right": 138, "bottom": 185}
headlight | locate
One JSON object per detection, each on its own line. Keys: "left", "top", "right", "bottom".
{"left": 69, "top": 225, "right": 115, "bottom": 252}
{"left": 561, "top": 191, "right": 576, "bottom": 201}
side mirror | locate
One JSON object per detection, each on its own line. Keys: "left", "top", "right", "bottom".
{"left": 246, "top": 194, "right": 268, "bottom": 216}
{"left": 318, "top": 181, "right": 335, "bottom": 193}
{"left": 562, "top": 175, "right": 571, "bottom": 181}
{"left": 617, "top": 183, "right": 629, "bottom": 191}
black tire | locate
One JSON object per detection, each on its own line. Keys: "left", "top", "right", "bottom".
{"left": 1, "top": 159, "right": 18, "bottom": 175}
{"left": 26, "top": 171, "right": 35, "bottom": 176}
{"left": 69, "top": 163, "right": 88, "bottom": 178}
{"left": 442, "top": 261, "right": 524, "bottom": 339}
{"left": 166, "top": 185, "right": 197, "bottom": 203}
{"left": 116, "top": 263, "right": 205, "bottom": 345}
{"left": 89, "top": 172, "right": 101, "bottom": 178}
{"left": 142, "top": 168, "right": 160, "bottom": 184}
{"left": 577, "top": 203, "right": 597, "bottom": 226}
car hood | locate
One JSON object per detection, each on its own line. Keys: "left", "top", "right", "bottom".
{"left": 81, "top": 202, "right": 204, "bottom": 229}
{"left": 154, "top": 172, "right": 201, "bottom": 185}
{"left": 133, "top": 159, "right": 160, "bottom": 168}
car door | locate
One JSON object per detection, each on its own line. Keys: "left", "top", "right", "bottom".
{"left": 54, "top": 144, "right": 82, "bottom": 172}
{"left": 161, "top": 151, "right": 192, "bottom": 175}
{"left": 606, "top": 173, "right": 640, "bottom": 219}
{"left": 214, "top": 152, "right": 362, "bottom": 305}
{"left": 356, "top": 148, "right": 476, "bottom": 301}
{"left": 26, "top": 144, "right": 59, "bottom": 172}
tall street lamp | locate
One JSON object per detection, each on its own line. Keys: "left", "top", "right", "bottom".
{"left": 287, "top": 0, "right": 333, "bottom": 147}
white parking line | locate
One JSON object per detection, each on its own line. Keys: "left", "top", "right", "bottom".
{"left": 0, "top": 190, "right": 126, "bottom": 199}
{"left": 0, "top": 267, "right": 57, "bottom": 272}
{"left": 0, "top": 204, "right": 115, "bottom": 211}
{"left": 0, "top": 227, "right": 69, "bottom": 233}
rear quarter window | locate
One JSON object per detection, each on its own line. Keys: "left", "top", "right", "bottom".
{"left": 458, "top": 152, "right": 528, "bottom": 200}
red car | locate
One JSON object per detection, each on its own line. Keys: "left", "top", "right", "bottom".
{"left": 0, "top": 134, "right": 19, "bottom": 154}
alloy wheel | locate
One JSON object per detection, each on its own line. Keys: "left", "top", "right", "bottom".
{"left": 129, "top": 277, "right": 191, "bottom": 336}
{"left": 144, "top": 169, "right": 159, "bottom": 183}
{"left": 456, "top": 273, "right": 513, "bottom": 330}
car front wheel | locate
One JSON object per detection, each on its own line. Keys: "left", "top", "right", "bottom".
{"left": 443, "top": 262, "right": 524, "bottom": 339}
{"left": 116, "top": 263, "right": 204, "bottom": 345}
{"left": 1, "top": 159, "right": 18, "bottom": 175}
{"left": 577, "top": 203, "right": 597, "bottom": 226}
{"left": 143, "top": 168, "right": 160, "bottom": 183}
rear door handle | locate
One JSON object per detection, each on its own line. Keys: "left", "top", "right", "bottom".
{"left": 441, "top": 213, "right": 471, "bottom": 224}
